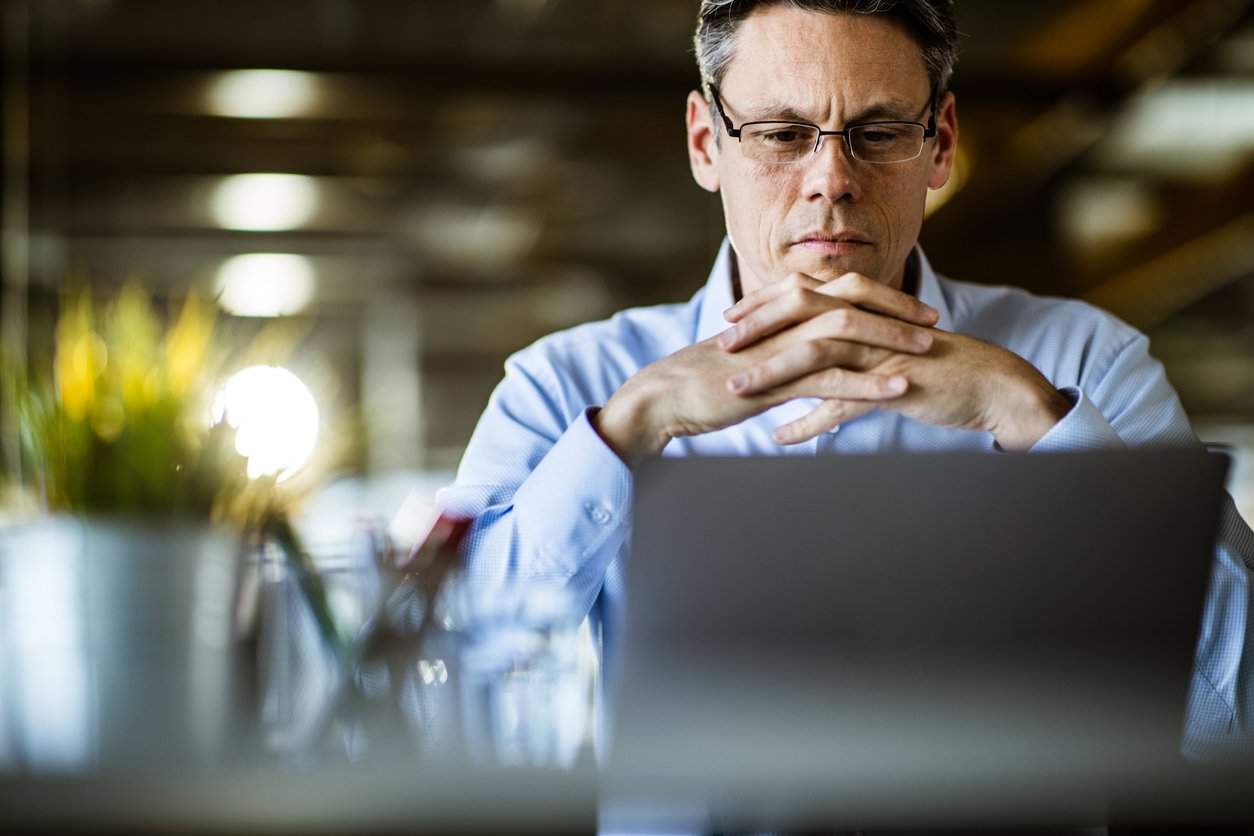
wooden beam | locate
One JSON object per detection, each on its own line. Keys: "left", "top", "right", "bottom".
{"left": 1081, "top": 212, "right": 1254, "bottom": 328}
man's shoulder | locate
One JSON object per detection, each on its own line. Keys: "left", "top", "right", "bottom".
{"left": 938, "top": 273, "right": 1141, "bottom": 346}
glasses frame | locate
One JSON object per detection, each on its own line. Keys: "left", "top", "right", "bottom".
{"left": 708, "top": 85, "right": 939, "bottom": 164}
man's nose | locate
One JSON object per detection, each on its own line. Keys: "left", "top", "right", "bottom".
{"left": 803, "top": 133, "right": 860, "bottom": 203}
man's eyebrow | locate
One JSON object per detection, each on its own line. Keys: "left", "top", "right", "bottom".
{"left": 738, "top": 97, "right": 926, "bottom": 124}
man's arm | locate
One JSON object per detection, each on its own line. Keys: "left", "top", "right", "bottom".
{"left": 1033, "top": 331, "right": 1254, "bottom": 758}
{"left": 437, "top": 357, "right": 633, "bottom": 620}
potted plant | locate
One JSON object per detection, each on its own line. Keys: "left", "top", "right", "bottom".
{"left": 1, "top": 282, "right": 322, "bottom": 770}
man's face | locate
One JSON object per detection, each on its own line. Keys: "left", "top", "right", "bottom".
{"left": 687, "top": 6, "right": 957, "bottom": 294}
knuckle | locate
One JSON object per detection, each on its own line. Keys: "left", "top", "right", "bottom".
{"left": 826, "top": 307, "right": 854, "bottom": 331}
{"left": 819, "top": 367, "right": 846, "bottom": 389}
{"left": 835, "top": 271, "right": 866, "bottom": 293}
{"left": 798, "top": 340, "right": 826, "bottom": 366}
{"left": 819, "top": 399, "right": 844, "bottom": 420}
{"left": 856, "top": 345, "right": 882, "bottom": 368}
{"left": 785, "top": 286, "right": 810, "bottom": 310}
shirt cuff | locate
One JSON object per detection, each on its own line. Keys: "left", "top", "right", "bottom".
{"left": 510, "top": 406, "right": 633, "bottom": 577}
{"left": 1029, "top": 386, "right": 1126, "bottom": 453}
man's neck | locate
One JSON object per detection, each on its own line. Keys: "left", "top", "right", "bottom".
{"left": 900, "top": 248, "right": 921, "bottom": 298}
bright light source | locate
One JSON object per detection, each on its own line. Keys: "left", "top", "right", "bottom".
{"left": 214, "top": 366, "right": 320, "bottom": 482}
{"left": 211, "top": 173, "right": 318, "bottom": 231}
{"left": 1057, "top": 178, "right": 1161, "bottom": 260}
{"left": 412, "top": 202, "right": 542, "bottom": 267}
{"left": 215, "top": 253, "right": 315, "bottom": 317}
{"left": 207, "top": 70, "right": 320, "bottom": 119}
{"left": 1096, "top": 79, "right": 1254, "bottom": 177}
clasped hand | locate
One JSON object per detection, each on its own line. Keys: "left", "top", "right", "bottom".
{"left": 595, "top": 272, "right": 1071, "bottom": 463}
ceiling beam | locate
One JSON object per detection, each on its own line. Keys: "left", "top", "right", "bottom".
{"left": 1081, "top": 211, "right": 1254, "bottom": 328}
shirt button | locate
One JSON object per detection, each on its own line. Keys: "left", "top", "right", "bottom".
{"left": 588, "top": 504, "right": 612, "bottom": 525}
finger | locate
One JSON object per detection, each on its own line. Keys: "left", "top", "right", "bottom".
{"left": 815, "top": 273, "right": 938, "bottom": 327}
{"left": 724, "top": 273, "right": 822, "bottom": 323}
{"left": 729, "top": 345, "right": 907, "bottom": 399}
{"left": 790, "top": 306, "right": 934, "bottom": 355}
{"left": 723, "top": 282, "right": 936, "bottom": 353}
{"left": 772, "top": 399, "right": 879, "bottom": 445}
{"left": 726, "top": 340, "right": 868, "bottom": 395}
{"left": 720, "top": 285, "right": 847, "bottom": 350}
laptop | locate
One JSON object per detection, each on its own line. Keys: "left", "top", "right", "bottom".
{"left": 604, "top": 450, "right": 1230, "bottom": 831}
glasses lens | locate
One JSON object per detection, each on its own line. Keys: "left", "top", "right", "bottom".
{"left": 738, "top": 122, "right": 820, "bottom": 162}
{"left": 848, "top": 123, "right": 925, "bottom": 163}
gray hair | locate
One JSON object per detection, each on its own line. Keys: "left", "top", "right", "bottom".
{"left": 694, "top": 0, "right": 959, "bottom": 102}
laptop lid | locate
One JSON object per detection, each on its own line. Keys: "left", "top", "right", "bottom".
{"left": 606, "top": 450, "right": 1229, "bottom": 830}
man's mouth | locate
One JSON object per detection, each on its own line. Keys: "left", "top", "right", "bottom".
{"left": 793, "top": 232, "right": 872, "bottom": 255}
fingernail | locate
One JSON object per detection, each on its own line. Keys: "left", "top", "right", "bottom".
{"left": 718, "top": 329, "right": 738, "bottom": 349}
{"left": 723, "top": 305, "right": 738, "bottom": 320}
{"left": 728, "top": 374, "right": 747, "bottom": 392}
{"left": 888, "top": 375, "right": 907, "bottom": 393}
{"left": 914, "top": 329, "right": 932, "bottom": 348}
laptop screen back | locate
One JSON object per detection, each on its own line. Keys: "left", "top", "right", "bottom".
{"left": 607, "top": 450, "right": 1229, "bottom": 830}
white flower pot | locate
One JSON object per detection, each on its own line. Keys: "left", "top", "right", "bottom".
{"left": 0, "top": 517, "right": 247, "bottom": 772}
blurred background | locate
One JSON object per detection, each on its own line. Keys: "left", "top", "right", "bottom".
{"left": 2, "top": 0, "right": 1253, "bottom": 535}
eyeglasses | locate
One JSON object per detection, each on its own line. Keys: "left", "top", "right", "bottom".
{"left": 709, "top": 86, "right": 937, "bottom": 164}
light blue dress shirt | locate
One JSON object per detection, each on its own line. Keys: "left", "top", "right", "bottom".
{"left": 438, "top": 240, "right": 1254, "bottom": 758}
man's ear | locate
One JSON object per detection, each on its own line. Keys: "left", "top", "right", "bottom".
{"left": 687, "top": 90, "right": 721, "bottom": 193}
{"left": 928, "top": 90, "right": 958, "bottom": 191}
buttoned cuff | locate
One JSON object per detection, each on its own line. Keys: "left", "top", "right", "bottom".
{"left": 1029, "top": 387, "right": 1126, "bottom": 453}
{"left": 510, "top": 406, "right": 633, "bottom": 577}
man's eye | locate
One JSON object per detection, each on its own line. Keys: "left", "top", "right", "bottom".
{"left": 747, "top": 126, "right": 811, "bottom": 145}
{"left": 859, "top": 126, "right": 907, "bottom": 144}
{"left": 763, "top": 130, "right": 805, "bottom": 143}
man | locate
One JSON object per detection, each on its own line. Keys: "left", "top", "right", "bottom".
{"left": 439, "top": 0, "right": 1254, "bottom": 757}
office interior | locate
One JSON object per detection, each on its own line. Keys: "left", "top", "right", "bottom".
{"left": 2, "top": 0, "right": 1253, "bottom": 531}
{"left": 1, "top": 0, "right": 1254, "bottom": 828}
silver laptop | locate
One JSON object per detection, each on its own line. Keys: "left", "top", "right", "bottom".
{"left": 605, "top": 450, "right": 1229, "bottom": 831}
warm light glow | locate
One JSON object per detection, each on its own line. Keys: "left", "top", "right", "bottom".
{"left": 215, "top": 253, "right": 315, "bottom": 317}
{"left": 207, "top": 70, "right": 320, "bottom": 119}
{"left": 214, "top": 366, "right": 320, "bottom": 482}
{"left": 211, "top": 174, "right": 318, "bottom": 231}
{"left": 1096, "top": 79, "right": 1254, "bottom": 177}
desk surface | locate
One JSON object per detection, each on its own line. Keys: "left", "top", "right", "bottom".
{"left": 0, "top": 760, "right": 597, "bottom": 834}
{"left": 6, "top": 759, "right": 1254, "bottom": 833}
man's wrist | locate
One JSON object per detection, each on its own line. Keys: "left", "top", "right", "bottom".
{"left": 989, "top": 378, "right": 1073, "bottom": 452}
{"left": 592, "top": 391, "right": 669, "bottom": 465}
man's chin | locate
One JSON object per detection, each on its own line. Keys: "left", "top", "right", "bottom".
{"left": 784, "top": 249, "right": 884, "bottom": 285}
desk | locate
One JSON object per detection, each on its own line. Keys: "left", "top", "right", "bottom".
{"left": 0, "top": 761, "right": 597, "bottom": 834}
{"left": 5, "top": 520, "right": 1254, "bottom": 834}
{"left": 0, "top": 521, "right": 598, "bottom": 832}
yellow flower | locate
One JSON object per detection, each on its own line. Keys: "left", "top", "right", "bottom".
{"left": 165, "top": 292, "right": 215, "bottom": 397}
{"left": 55, "top": 299, "right": 108, "bottom": 423}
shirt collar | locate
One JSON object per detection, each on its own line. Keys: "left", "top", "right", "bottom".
{"left": 912, "top": 246, "right": 955, "bottom": 333}
{"left": 695, "top": 237, "right": 738, "bottom": 344}
{"left": 696, "top": 238, "right": 955, "bottom": 342}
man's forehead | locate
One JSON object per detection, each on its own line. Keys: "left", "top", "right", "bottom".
{"left": 723, "top": 6, "right": 930, "bottom": 97}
